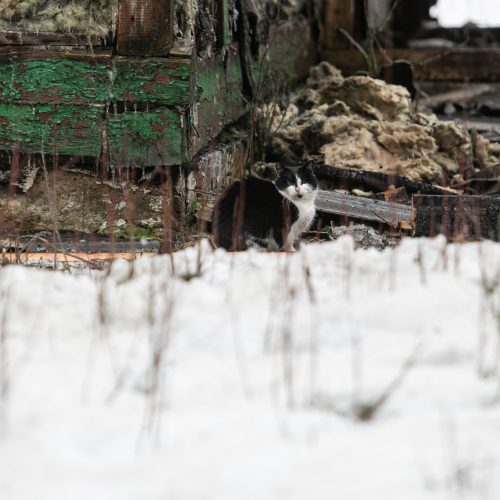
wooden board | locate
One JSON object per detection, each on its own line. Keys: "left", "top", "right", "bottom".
{"left": 323, "top": 48, "right": 500, "bottom": 81}
{"left": 116, "top": 0, "right": 173, "bottom": 56}
{"left": 316, "top": 189, "right": 414, "bottom": 228}
{"left": 0, "top": 102, "right": 103, "bottom": 156}
{"left": 0, "top": 58, "right": 190, "bottom": 106}
{"left": 0, "top": 31, "right": 105, "bottom": 47}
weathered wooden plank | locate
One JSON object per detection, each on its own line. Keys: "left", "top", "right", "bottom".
{"left": 0, "top": 47, "right": 113, "bottom": 63}
{"left": 111, "top": 58, "right": 190, "bottom": 105}
{"left": 106, "top": 108, "right": 188, "bottom": 168}
{"left": 116, "top": 0, "right": 173, "bottom": 56}
{"left": 0, "top": 102, "right": 103, "bottom": 156}
{"left": 323, "top": 48, "right": 500, "bottom": 81}
{"left": 0, "top": 31, "right": 105, "bottom": 47}
{"left": 316, "top": 190, "right": 414, "bottom": 228}
{"left": 413, "top": 195, "right": 500, "bottom": 241}
{"left": 0, "top": 57, "right": 191, "bottom": 106}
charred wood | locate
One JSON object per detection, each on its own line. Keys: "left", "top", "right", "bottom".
{"left": 413, "top": 195, "right": 500, "bottom": 241}
{"left": 313, "top": 163, "right": 457, "bottom": 196}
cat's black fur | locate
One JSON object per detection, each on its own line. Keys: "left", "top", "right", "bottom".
{"left": 213, "top": 163, "right": 318, "bottom": 251}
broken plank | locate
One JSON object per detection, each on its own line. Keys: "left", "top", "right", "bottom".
{"left": 413, "top": 195, "right": 500, "bottom": 241}
{"left": 316, "top": 190, "right": 414, "bottom": 228}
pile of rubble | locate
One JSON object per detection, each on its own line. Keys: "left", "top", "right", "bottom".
{"left": 261, "top": 62, "right": 500, "bottom": 188}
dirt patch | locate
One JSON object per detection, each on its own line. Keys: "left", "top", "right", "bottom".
{"left": 0, "top": 167, "right": 166, "bottom": 240}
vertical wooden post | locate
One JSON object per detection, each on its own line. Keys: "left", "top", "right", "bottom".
{"left": 323, "top": 0, "right": 355, "bottom": 50}
{"left": 217, "top": 0, "right": 231, "bottom": 48}
{"left": 116, "top": 0, "right": 173, "bottom": 56}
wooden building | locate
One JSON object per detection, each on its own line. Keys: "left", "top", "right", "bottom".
{"left": 0, "top": 0, "right": 317, "bottom": 172}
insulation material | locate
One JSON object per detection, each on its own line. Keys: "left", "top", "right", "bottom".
{"left": 264, "top": 61, "right": 500, "bottom": 185}
{"left": 173, "top": 0, "right": 198, "bottom": 50}
{"left": 0, "top": 0, "right": 118, "bottom": 36}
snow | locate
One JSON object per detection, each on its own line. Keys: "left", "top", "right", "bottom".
{"left": 432, "top": 0, "right": 500, "bottom": 28}
{"left": 0, "top": 236, "right": 500, "bottom": 500}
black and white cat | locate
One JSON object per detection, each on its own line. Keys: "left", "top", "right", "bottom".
{"left": 213, "top": 162, "right": 318, "bottom": 251}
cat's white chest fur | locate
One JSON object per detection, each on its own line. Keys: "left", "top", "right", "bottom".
{"left": 284, "top": 194, "right": 317, "bottom": 252}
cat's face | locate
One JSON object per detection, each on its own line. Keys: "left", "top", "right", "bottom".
{"left": 275, "top": 164, "right": 318, "bottom": 202}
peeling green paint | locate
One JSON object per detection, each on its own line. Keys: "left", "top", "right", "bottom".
{"left": 107, "top": 108, "right": 188, "bottom": 168}
{"left": 220, "top": 0, "right": 231, "bottom": 47}
{"left": 0, "top": 102, "right": 102, "bottom": 156}
{"left": 110, "top": 59, "right": 190, "bottom": 105}
{"left": 0, "top": 18, "right": 313, "bottom": 167}
{"left": 0, "top": 58, "right": 190, "bottom": 105}
{"left": 192, "top": 51, "right": 245, "bottom": 153}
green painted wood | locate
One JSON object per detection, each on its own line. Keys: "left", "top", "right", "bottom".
{"left": 106, "top": 108, "right": 188, "bottom": 168}
{"left": 190, "top": 50, "right": 245, "bottom": 154}
{"left": 0, "top": 102, "right": 103, "bottom": 156}
{"left": 0, "top": 58, "right": 190, "bottom": 105}
{"left": 218, "top": 0, "right": 231, "bottom": 47}
{"left": 0, "top": 19, "right": 315, "bottom": 167}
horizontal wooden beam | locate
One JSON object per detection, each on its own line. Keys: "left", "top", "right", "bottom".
{"left": 322, "top": 48, "right": 500, "bottom": 81}
{"left": 0, "top": 102, "right": 103, "bottom": 157}
{"left": 0, "top": 58, "right": 190, "bottom": 106}
{"left": 0, "top": 47, "right": 114, "bottom": 63}
{"left": 0, "top": 31, "right": 105, "bottom": 47}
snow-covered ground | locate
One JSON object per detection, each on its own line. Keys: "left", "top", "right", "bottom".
{"left": 0, "top": 237, "right": 500, "bottom": 500}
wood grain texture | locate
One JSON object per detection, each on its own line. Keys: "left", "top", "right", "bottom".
{"left": 0, "top": 31, "right": 105, "bottom": 47}
{"left": 323, "top": 0, "right": 355, "bottom": 50}
{"left": 316, "top": 190, "right": 414, "bottom": 228}
{"left": 116, "top": 0, "right": 173, "bottom": 56}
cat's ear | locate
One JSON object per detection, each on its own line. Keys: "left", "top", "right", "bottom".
{"left": 303, "top": 160, "right": 315, "bottom": 172}
{"left": 251, "top": 162, "right": 279, "bottom": 181}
